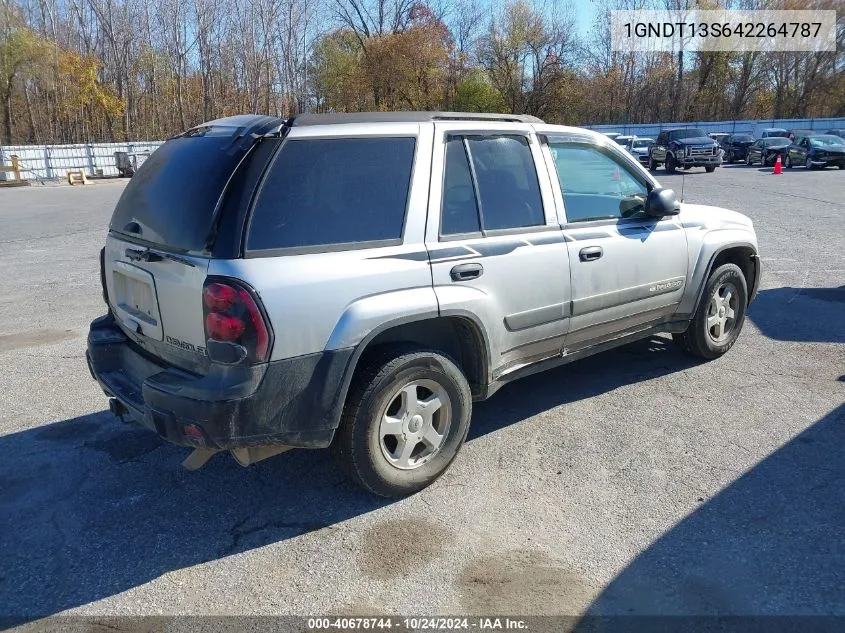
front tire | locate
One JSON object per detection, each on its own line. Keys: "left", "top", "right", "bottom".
{"left": 746, "top": 154, "right": 753, "bottom": 166}
{"left": 805, "top": 156, "right": 815, "bottom": 170}
{"left": 648, "top": 157, "right": 658, "bottom": 171}
{"left": 665, "top": 154, "right": 677, "bottom": 173}
{"left": 705, "top": 165, "right": 716, "bottom": 173}
{"left": 333, "top": 348, "right": 472, "bottom": 497}
{"left": 673, "top": 263, "right": 748, "bottom": 360}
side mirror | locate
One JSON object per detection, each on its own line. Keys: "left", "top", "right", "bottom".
{"left": 645, "top": 187, "right": 681, "bottom": 218}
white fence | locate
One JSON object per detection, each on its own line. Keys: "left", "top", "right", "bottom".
{"left": 587, "top": 117, "right": 845, "bottom": 139}
{"left": 0, "top": 141, "right": 163, "bottom": 181}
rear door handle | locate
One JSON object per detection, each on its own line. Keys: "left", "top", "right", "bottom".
{"left": 579, "top": 246, "right": 603, "bottom": 262}
{"left": 450, "top": 263, "right": 483, "bottom": 281}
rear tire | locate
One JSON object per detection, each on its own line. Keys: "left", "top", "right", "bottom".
{"left": 333, "top": 348, "right": 472, "bottom": 497}
{"left": 785, "top": 154, "right": 792, "bottom": 168}
{"left": 705, "top": 165, "right": 716, "bottom": 173}
{"left": 745, "top": 154, "right": 752, "bottom": 166}
{"left": 673, "top": 263, "right": 748, "bottom": 360}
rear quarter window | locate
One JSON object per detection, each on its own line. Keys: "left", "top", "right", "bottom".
{"left": 246, "top": 137, "right": 416, "bottom": 253}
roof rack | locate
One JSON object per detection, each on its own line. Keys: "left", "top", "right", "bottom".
{"left": 289, "top": 111, "right": 544, "bottom": 126}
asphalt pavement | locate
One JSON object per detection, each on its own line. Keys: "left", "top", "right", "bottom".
{"left": 0, "top": 164, "right": 843, "bottom": 625}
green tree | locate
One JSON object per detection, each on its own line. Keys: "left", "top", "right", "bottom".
{"left": 0, "top": 24, "right": 48, "bottom": 143}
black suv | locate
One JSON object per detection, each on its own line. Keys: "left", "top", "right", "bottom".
{"left": 648, "top": 128, "right": 721, "bottom": 173}
{"left": 720, "top": 133, "right": 755, "bottom": 163}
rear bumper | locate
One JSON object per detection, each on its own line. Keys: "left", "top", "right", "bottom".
{"left": 87, "top": 314, "right": 353, "bottom": 449}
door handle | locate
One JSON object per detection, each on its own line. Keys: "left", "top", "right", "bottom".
{"left": 450, "top": 262, "right": 483, "bottom": 281}
{"left": 579, "top": 246, "right": 603, "bottom": 262}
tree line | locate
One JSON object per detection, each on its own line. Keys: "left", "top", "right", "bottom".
{"left": 1, "top": 0, "right": 842, "bottom": 145}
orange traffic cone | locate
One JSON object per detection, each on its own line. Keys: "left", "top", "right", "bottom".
{"left": 773, "top": 154, "right": 783, "bottom": 174}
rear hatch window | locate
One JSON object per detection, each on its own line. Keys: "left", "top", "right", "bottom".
{"left": 109, "top": 121, "right": 277, "bottom": 252}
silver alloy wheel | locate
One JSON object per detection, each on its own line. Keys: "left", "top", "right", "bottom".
{"left": 706, "top": 282, "right": 738, "bottom": 343}
{"left": 378, "top": 379, "right": 452, "bottom": 470}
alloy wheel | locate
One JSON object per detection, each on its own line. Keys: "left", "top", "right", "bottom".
{"left": 378, "top": 379, "right": 452, "bottom": 470}
{"left": 706, "top": 282, "right": 738, "bottom": 343}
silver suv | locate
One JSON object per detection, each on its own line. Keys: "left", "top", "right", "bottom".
{"left": 87, "top": 112, "right": 761, "bottom": 497}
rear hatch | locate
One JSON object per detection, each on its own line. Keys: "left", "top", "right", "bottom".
{"left": 103, "top": 115, "right": 283, "bottom": 373}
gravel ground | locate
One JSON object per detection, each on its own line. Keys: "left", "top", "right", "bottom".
{"left": 0, "top": 165, "right": 843, "bottom": 625}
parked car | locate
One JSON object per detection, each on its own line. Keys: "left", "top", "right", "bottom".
{"left": 720, "top": 134, "right": 756, "bottom": 163}
{"left": 825, "top": 129, "right": 845, "bottom": 140}
{"left": 745, "top": 138, "right": 791, "bottom": 166}
{"left": 758, "top": 127, "right": 789, "bottom": 139}
{"left": 648, "top": 127, "right": 721, "bottom": 173}
{"left": 787, "top": 129, "right": 813, "bottom": 142}
{"left": 87, "top": 112, "right": 760, "bottom": 497}
{"left": 709, "top": 133, "right": 731, "bottom": 144}
{"left": 614, "top": 135, "right": 636, "bottom": 146}
{"left": 784, "top": 134, "right": 845, "bottom": 170}
{"left": 626, "top": 137, "right": 654, "bottom": 166}
{"left": 603, "top": 132, "right": 622, "bottom": 141}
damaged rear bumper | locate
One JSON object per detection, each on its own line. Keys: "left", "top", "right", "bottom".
{"left": 87, "top": 314, "right": 352, "bottom": 450}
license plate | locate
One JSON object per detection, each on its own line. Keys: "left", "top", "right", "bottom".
{"left": 111, "top": 262, "right": 163, "bottom": 340}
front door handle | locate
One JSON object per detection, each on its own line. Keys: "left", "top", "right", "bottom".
{"left": 450, "top": 262, "right": 483, "bottom": 281}
{"left": 579, "top": 246, "right": 603, "bottom": 262}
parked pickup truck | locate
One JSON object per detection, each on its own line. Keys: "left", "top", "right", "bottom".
{"left": 87, "top": 112, "right": 760, "bottom": 496}
{"left": 648, "top": 127, "right": 722, "bottom": 173}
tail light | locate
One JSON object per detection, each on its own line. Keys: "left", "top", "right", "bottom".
{"left": 202, "top": 278, "right": 273, "bottom": 364}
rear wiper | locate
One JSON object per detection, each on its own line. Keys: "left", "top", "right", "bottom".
{"left": 125, "top": 247, "right": 196, "bottom": 267}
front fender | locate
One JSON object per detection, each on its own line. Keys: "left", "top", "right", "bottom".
{"left": 678, "top": 228, "right": 759, "bottom": 316}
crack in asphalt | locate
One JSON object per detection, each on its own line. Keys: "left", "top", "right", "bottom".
{"left": 219, "top": 517, "right": 331, "bottom": 557}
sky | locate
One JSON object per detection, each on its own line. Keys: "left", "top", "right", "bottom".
{"left": 571, "top": 0, "right": 599, "bottom": 37}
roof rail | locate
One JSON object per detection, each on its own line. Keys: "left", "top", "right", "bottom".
{"left": 288, "top": 111, "right": 544, "bottom": 126}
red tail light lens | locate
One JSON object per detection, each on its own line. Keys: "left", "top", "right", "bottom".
{"left": 202, "top": 278, "right": 273, "bottom": 364}
{"left": 203, "top": 283, "right": 238, "bottom": 311}
{"left": 205, "top": 312, "right": 246, "bottom": 341}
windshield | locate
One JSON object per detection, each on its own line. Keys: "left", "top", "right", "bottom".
{"left": 763, "top": 138, "right": 790, "bottom": 147}
{"left": 109, "top": 126, "right": 255, "bottom": 251}
{"left": 615, "top": 138, "right": 629, "bottom": 145}
{"left": 765, "top": 129, "right": 789, "bottom": 137}
{"left": 732, "top": 135, "right": 754, "bottom": 142}
{"left": 668, "top": 129, "right": 706, "bottom": 141}
{"left": 809, "top": 135, "right": 845, "bottom": 147}
{"left": 632, "top": 139, "right": 652, "bottom": 148}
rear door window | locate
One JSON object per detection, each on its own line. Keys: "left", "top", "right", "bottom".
{"left": 440, "top": 135, "right": 545, "bottom": 235}
{"left": 247, "top": 137, "right": 416, "bottom": 253}
{"left": 441, "top": 139, "right": 481, "bottom": 235}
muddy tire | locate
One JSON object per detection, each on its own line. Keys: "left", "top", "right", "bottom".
{"left": 333, "top": 348, "right": 472, "bottom": 497}
{"left": 673, "top": 263, "right": 748, "bottom": 360}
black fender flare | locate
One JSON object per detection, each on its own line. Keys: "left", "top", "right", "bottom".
{"left": 324, "top": 311, "right": 494, "bottom": 434}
